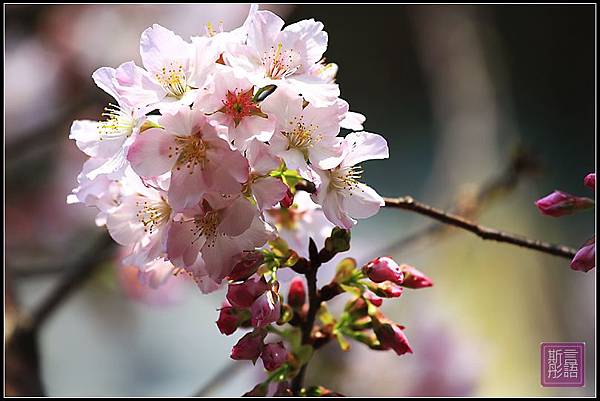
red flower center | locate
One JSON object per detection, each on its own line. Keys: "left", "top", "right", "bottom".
{"left": 222, "top": 88, "right": 261, "bottom": 126}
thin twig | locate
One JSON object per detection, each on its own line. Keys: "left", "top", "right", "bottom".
{"left": 376, "top": 148, "right": 540, "bottom": 257}
{"left": 383, "top": 196, "right": 577, "bottom": 259}
{"left": 291, "top": 244, "right": 322, "bottom": 395}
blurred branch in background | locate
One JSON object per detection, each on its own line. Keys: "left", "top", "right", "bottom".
{"left": 5, "top": 233, "right": 116, "bottom": 396}
{"left": 383, "top": 196, "right": 577, "bottom": 259}
{"left": 376, "top": 147, "right": 541, "bottom": 257}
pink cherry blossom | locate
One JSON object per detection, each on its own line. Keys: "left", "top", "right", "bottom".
{"left": 224, "top": 8, "right": 339, "bottom": 107}
{"left": 166, "top": 195, "right": 274, "bottom": 289}
{"left": 245, "top": 139, "right": 289, "bottom": 211}
{"left": 260, "top": 85, "right": 347, "bottom": 180}
{"left": 265, "top": 191, "right": 334, "bottom": 259}
{"left": 195, "top": 66, "right": 275, "bottom": 149}
{"left": 127, "top": 105, "right": 249, "bottom": 212}
{"left": 312, "top": 131, "right": 389, "bottom": 229}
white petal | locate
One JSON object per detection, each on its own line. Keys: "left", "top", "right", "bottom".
{"left": 341, "top": 131, "right": 389, "bottom": 167}
{"left": 340, "top": 111, "right": 366, "bottom": 131}
{"left": 127, "top": 128, "right": 177, "bottom": 177}
{"left": 343, "top": 183, "right": 384, "bottom": 219}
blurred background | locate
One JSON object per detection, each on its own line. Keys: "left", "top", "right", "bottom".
{"left": 4, "top": 4, "right": 596, "bottom": 397}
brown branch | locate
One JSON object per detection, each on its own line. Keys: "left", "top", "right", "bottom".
{"left": 383, "top": 196, "right": 577, "bottom": 259}
{"left": 5, "top": 233, "right": 116, "bottom": 396}
{"left": 290, "top": 241, "right": 323, "bottom": 396}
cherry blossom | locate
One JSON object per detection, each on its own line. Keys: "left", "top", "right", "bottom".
{"left": 260, "top": 85, "right": 347, "bottom": 181}
{"left": 311, "top": 131, "right": 389, "bottom": 229}
{"left": 224, "top": 8, "right": 339, "bottom": 107}
{"left": 166, "top": 195, "right": 275, "bottom": 289}
{"left": 127, "top": 105, "right": 249, "bottom": 212}
{"left": 196, "top": 67, "right": 275, "bottom": 149}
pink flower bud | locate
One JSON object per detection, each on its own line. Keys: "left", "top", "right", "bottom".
{"left": 230, "top": 330, "right": 266, "bottom": 363}
{"left": 535, "top": 191, "right": 594, "bottom": 217}
{"left": 287, "top": 277, "right": 306, "bottom": 309}
{"left": 584, "top": 173, "right": 596, "bottom": 190}
{"left": 226, "top": 276, "right": 270, "bottom": 308}
{"left": 369, "top": 281, "right": 403, "bottom": 298}
{"left": 227, "top": 251, "right": 264, "bottom": 282}
{"left": 260, "top": 341, "right": 288, "bottom": 371}
{"left": 251, "top": 290, "right": 281, "bottom": 328}
{"left": 280, "top": 189, "right": 294, "bottom": 208}
{"left": 363, "top": 256, "right": 404, "bottom": 284}
{"left": 216, "top": 305, "right": 239, "bottom": 336}
{"left": 570, "top": 241, "right": 595, "bottom": 272}
{"left": 364, "top": 290, "right": 383, "bottom": 307}
{"left": 374, "top": 322, "right": 413, "bottom": 356}
{"left": 400, "top": 265, "right": 433, "bottom": 289}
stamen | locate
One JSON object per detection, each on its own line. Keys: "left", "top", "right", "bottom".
{"left": 190, "top": 211, "right": 224, "bottom": 247}
{"left": 329, "top": 165, "right": 364, "bottom": 192}
{"left": 98, "top": 103, "right": 135, "bottom": 141}
{"left": 168, "top": 135, "right": 210, "bottom": 174}
{"left": 262, "top": 43, "right": 302, "bottom": 79}
{"left": 281, "top": 116, "right": 320, "bottom": 153}
{"left": 155, "top": 62, "right": 188, "bottom": 98}
{"left": 135, "top": 198, "right": 171, "bottom": 234}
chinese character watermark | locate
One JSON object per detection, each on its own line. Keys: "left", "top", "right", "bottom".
{"left": 541, "top": 342, "right": 585, "bottom": 387}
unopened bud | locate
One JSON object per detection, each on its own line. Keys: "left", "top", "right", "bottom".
{"left": 251, "top": 290, "right": 281, "bottom": 328}
{"left": 226, "top": 276, "right": 270, "bottom": 308}
{"left": 231, "top": 330, "right": 266, "bottom": 363}
{"left": 535, "top": 190, "right": 594, "bottom": 217}
{"left": 584, "top": 173, "right": 596, "bottom": 190}
{"left": 570, "top": 240, "right": 595, "bottom": 272}
{"left": 400, "top": 264, "right": 433, "bottom": 289}
{"left": 260, "top": 341, "right": 288, "bottom": 371}
{"left": 228, "top": 251, "right": 264, "bottom": 282}
{"left": 369, "top": 281, "right": 403, "bottom": 298}
{"left": 324, "top": 227, "right": 351, "bottom": 254}
{"left": 373, "top": 321, "right": 413, "bottom": 356}
{"left": 216, "top": 305, "right": 239, "bottom": 336}
{"left": 287, "top": 277, "right": 306, "bottom": 309}
{"left": 280, "top": 189, "right": 294, "bottom": 208}
{"left": 363, "top": 256, "right": 404, "bottom": 284}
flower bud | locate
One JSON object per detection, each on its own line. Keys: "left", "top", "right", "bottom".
{"left": 226, "top": 276, "right": 270, "bottom": 308}
{"left": 227, "top": 251, "right": 264, "bottom": 282}
{"left": 216, "top": 305, "right": 239, "bottom": 336}
{"left": 369, "top": 281, "right": 404, "bottom": 298}
{"left": 400, "top": 264, "right": 433, "bottom": 289}
{"left": 374, "top": 321, "right": 413, "bottom": 356}
{"left": 230, "top": 330, "right": 266, "bottom": 363}
{"left": 363, "top": 256, "right": 404, "bottom": 284}
{"left": 287, "top": 277, "right": 306, "bottom": 309}
{"left": 251, "top": 290, "right": 281, "bottom": 328}
{"left": 364, "top": 290, "right": 383, "bottom": 307}
{"left": 584, "top": 173, "right": 596, "bottom": 190}
{"left": 570, "top": 241, "right": 595, "bottom": 272}
{"left": 324, "top": 227, "right": 351, "bottom": 254}
{"left": 535, "top": 191, "right": 594, "bottom": 217}
{"left": 280, "top": 189, "right": 294, "bottom": 208}
{"left": 260, "top": 341, "right": 288, "bottom": 371}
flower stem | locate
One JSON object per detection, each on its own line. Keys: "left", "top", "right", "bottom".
{"left": 291, "top": 248, "right": 322, "bottom": 395}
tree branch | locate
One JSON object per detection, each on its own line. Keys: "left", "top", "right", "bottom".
{"left": 291, "top": 243, "right": 322, "bottom": 395}
{"left": 5, "top": 233, "right": 116, "bottom": 396}
{"left": 383, "top": 196, "right": 577, "bottom": 259}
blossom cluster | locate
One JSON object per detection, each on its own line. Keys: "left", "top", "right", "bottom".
{"left": 68, "top": 5, "right": 389, "bottom": 291}
{"left": 536, "top": 172, "right": 595, "bottom": 272}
